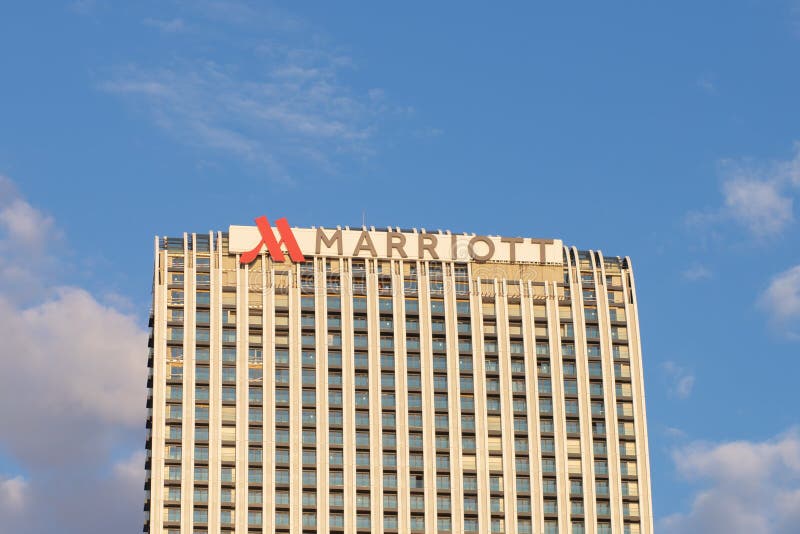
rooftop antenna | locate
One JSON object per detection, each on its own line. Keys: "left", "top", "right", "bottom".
{"left": 362, "top": 210, "right": 366, "bottom": 228}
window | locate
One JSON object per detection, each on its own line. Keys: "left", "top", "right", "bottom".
{"left": 566, "top": 420, "right": 580, "bottom": 434}
{"left": 194, "top": 405, "right": 209, "bottom": 420}
{"left": 222, "top": 366, "right": 236, "bottom": 382}
{"left": 357, "top": 514, "right": 371, "bottom": 529}
{"left": 384, "top": 472, "right": 398, "bottom": 488}
{"left": 516, "top": 457, "right": 530, "bottom": 473}
{"left": 540, "top": 418, "right": 554, "bottom": 433}
{"left": 194, "top": 466, "right": 209, "bottom": 481}
{"left": 564, "top": 379, "right": 578, "bottom": 394}
{"left": 542, "top": 458, "right": 556, "bottom": 473}
{"left": 516, "top": 496, "right": 531, "bottom": 513}
{"left": 462, "top": 414, "right": 476, "bottom": 431}
{"left": 275, "top": 511, "right": 290, "bottom": 526}
{"left": 594, "top": 460, "right": 608, "bottom": 475}
{"left": 460, "top": 376, "right": 474, "bottom": 392}
{"left": 165, "top": 466, "right": 181, "bottom": 481}
{"left": 594, "top": 440, "right": 608, "bottom": 455}
{"left": 221, "top": 329, "right": 236, "bottom": 343}
{"left": 248, "top": 510, "right": 262, "bottom": 526}
{"left": 538, "top": 377, "right": 552, "bottom": 393}
{"left": 565, "top": 399, "right": 579, "bottom": 416}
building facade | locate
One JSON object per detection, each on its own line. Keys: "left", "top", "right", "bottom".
{"left": 144, "top": 220, "right": 653, "bottom": 534}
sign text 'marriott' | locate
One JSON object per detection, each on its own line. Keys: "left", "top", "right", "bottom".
{"left": 237, "top": 216, "right": 555, "bottom": 265}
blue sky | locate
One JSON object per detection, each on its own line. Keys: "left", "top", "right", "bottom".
{"left": 1, "top": 1, "right": 800, "bottom": 532}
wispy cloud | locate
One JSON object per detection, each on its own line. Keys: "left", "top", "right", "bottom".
{"left": 415, "top": 126, "right": 445, "bottom": 139}
{"left": 697, "top": 73, "right": 717, "bottom": 95}
{"left": 663, "top": 361, "right": 696, "bottom": 399}
{"left": 682, "top": 264, "right": 712, "bottom": 281}
{"left": 659, "top": 428, "right": 800, "bottom": 534}
{"left": 686, "top": 142, "right": 800, "bottom": 239}
{"left": 100, "top": 5, "right": 395, "bottom": 184}
{"left": 759, "top": 264, "right": 800, "bottom": 338}
{"left": 143, "top": 17, "right": 185, "bottom": 33}
{"left": 68, "top": 0, "right": 97, "bottom": 14}
{"left": 665, "top": 426, "right": 688, "bottom": 439}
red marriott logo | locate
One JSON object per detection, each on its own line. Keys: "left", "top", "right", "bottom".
{"left": 240, "top": 216, "right": 307, "bottom": 264}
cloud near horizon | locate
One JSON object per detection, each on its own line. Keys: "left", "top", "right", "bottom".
{"left": 0, "top": 175, "right": 148, "bottom": 533}
{"left": 659, "top": 428, "right": 800, "bottom": 534}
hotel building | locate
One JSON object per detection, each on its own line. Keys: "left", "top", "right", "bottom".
{"left": 144, "top": 219, "right": 653, "bottom": 534}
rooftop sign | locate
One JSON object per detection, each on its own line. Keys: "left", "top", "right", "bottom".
{"left": 231, "top": 217, "right": 562, "bottom": 264}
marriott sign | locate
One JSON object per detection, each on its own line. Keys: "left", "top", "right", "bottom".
{"left": 230, "top": 216, "right": 563, "bottom": 265}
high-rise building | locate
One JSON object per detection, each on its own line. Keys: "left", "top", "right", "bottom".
{"left": 144, "top": 217, "right": 653, "bottom": 534}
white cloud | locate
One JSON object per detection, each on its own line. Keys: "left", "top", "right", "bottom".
{"left": 112, "top": 450, "right": 146, "bottom": 487}
{"left": 0, "top": 175, "right": 57, "bottom": 250}
{"left": 0, "top": 475, "right": 29, "bottom": 513}
{"left": 0, "top": 288, "right": 146, "bottom": 462}
{"left": 722, "top": 177, "right": 793, "bottom": 237}
{"left": 0, "top": 451, "right": 146, "bottom": 534}
{"left": 682, "top": 264, "right": 712, "bottom": 281}
{"left": 0, "top": 177, "right": 146, "bottom": 467}
{"left": 660, "top": 428, "right": 800, "bottom": 534}
{"left": 777, "top": 141, "right": 800, "bottom": 186}
{"left": 687, "top": 143, "right": 800, "bottom": 239}
{"left": 0, "top": 177, "right": 147, "bottom": 532}
{"left": 0, "top": 176, "right": 62, "bottom": 304}
{"left": 759, "top": 265, "right": 800, "bottom": 337}
{"left": 662, "top": 361, "right": 695, "bottom": 399}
